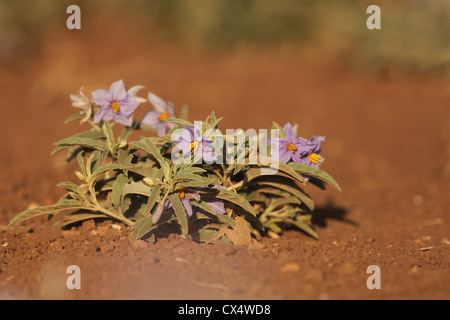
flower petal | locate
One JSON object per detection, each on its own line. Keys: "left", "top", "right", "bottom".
{"left": 205, "top": 198, "right": 225, "bottom": 215}
{"left": 148, "top": 92, "right": 167, "bottom": 113}
{"left": 278, "top": 146, "right": 292, "bottom": 163}
{"left": 109, "top": 80, "right": 127, "bottom": 102}
{"left": 141, "top": 110, "right": 160, "bottom": 127}
{"left": 92, "top": 89, "right": 112, "bottom": 106}
{"left": 181, "top": 196, "right": 193, "bottom": 217}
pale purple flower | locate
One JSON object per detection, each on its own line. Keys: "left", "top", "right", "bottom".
{"left": 152, "top": 188, "right": 200, "bottom": 223}
{"left": 297, "top": 135, "right": 325, "bottom": 168}
{"left": 127, "top": 85, "right": 147, "bottom": 104}
{"left": 140, "top": 92, "right": 176, "bottom": 136}
{"left": 92, "top": 80, "right": 142, "bottom": 126}
{"left": 152, "top": 187, "right": 225, "bottom": 223}
{"left": 172, "top": 125, "right": 217, "bottom": 163}
{"left": 70, "top": 87, "right": 92, "bottom": 124}
{"left": 269, "top": 123, "right": 325, "bottom": 167}
{"left": 268, "top": 123, "right": 305, "bottom": 163}
{"left": 203, "top": 198, "right": 226, "bottom": 215}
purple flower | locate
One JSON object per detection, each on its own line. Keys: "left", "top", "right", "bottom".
{"left": 152, "top": 188, "right": 201, "bottom": 223}
{"left": 127, "top": 85, "right": 147, "bottom": 104}
{"left": 297, "top": 136, "right": 325, "bottom": 168}
{"left": 203, "top": 198, "right": 226, "bottom": 215}
{"left": 269, "top": 123, "right": 325, "bottom": 167}
{"left": 152, "top": 187, "right": 225, "bottom": 223}
{"left": 92, "top": 80, "right": 143, "bottom": 126}
{"left": 140, "top": 92, "right": 176, "bottom": 136}
{"left": 152, "top": 187, "right": 226, "bottom": 222}
{"left": 268, "top": 123, "right": 305, "bottom": 163}
{"left": 173, "top": 125, "right": 217, "bottom": 163}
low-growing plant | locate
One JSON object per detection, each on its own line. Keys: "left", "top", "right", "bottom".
{"left": 8, "top": 80, "right": 340, "bottom": 243}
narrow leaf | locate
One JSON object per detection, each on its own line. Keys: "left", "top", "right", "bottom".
{"left": 287, "top": 162, "right": 341, "bottom": 191}
{"left": 111, "top": 173, "right": 128, "bottom": 207}
{"left": 168, "top": 193, "right": 188, "bottom": 236}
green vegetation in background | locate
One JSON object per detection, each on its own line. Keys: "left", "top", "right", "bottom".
{"left": 1, "top": 0, "right": 450, "bottom": 73}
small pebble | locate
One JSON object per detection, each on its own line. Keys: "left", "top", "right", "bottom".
{"left": 412, "top": 195, "right": 423, "bottom": 206}
{"left": 280, "top": 262, "right": 300, "bottom": 272}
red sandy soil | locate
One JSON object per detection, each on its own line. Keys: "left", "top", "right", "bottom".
{"left": 0, "top": 20, "right": 449, "bottom": 300}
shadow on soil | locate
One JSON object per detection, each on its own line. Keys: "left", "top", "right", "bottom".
{"left": 311, "top": 202, "right": 356, "bottom": 228}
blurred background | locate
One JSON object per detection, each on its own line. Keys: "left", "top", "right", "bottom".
{"left": 2, "top": 0, "right": 450, "bottom": 72}
{"left": 0, "top": 0, "right": 450, "bottom": 222}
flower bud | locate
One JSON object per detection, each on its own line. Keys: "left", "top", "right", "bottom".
{"left": 118, "top": 140, "right": 128, "bottom": 149}
{"left": 143, "top": 177, "right": 159, "bottom": 186}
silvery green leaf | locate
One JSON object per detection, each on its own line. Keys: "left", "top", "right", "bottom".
{"left": 111, "top": 173, "right": 128, "bottom": 207}
{"left": 180, "top": 104, "right": 189, "bottom": 120}
{"left": 130, "top": 138, "right": 170, "bottom": 179}
{"left": 53, "top": 137, "right": 106, "bottom": 151}
{"left": 102, "top": 121, "right": 115, "bottom": 148}
{"left": 287, "top": 218, "right": 319, "bottom": 240}
{"left": 52, "top": 212, "right": 109, "bottom": 228}
{"left": 143, "top": 185, "right": 162, "bottom": 216}
{"left": 163, "top": 118, "right": 193, "bottom": 127}
{"left": 64, "top": 113, "right": 85, "bottom": 124}
{"left": 253, "top": 179, "right": 315, "bottom": 211}
{"left": 8, "top": 200, "right": 86, "bottom": 227}
{"left": 287, "top": 162, "right": 341, "bottom": 191}
{"left": 168, "top": 193, "right": 188, "bottom": 236}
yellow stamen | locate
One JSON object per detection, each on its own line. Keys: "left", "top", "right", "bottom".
{"left": 111, "top": 101, "right": 120, "bottom": 113}
{"left": 190, "top": 140, "right": 199, "bottom": 155}
{"left": 158, "top": 112, "right": 170, "bottom": 121}
{"left": 286, "top": 143, "right": 297, "bottom": 153}
{"left": 308, "top": 153, "right": 321, "bottom": 164}
{"left": 177, "top": 188, "right": 186, "bottom": 199}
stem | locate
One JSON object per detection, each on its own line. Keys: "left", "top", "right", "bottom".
{"left": 88, "top": 179, "right": 134, "bottom": 227}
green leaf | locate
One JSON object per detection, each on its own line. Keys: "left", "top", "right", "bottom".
{"left": 72, "top": 130, "right": 106, "bottom": 140}
{"left": 177, "top": 179, "right": 214, "bottom": 188}
{"left": 64, "top": 113, "right": 85, "bottom": 124}
{"left": 269, "top": 197, "right": 302, "bottom": 208}
{"left": 85, "top": 150, "right": 101, "bottom": 177}
{"left": 180, "top": 104, "right": 189, "bottom": 120}
{"left": 92, "top": 163, "right": 122, "bottom": 176}
{"left": 175, "top": 165, "right": 206, "bottom": 175}
{"left": 168, "top": 193, "right": 188, "bottom": 236}
{"left": 8, "top": 200, "right": 86, "bottom": 227}
{"left": 54, "top": 137, "right": 107, "bottom": 150}
{"left": 144, "top": 185, "right": 162, "bottom": 216}
{"left": 287, "top": 218, "right": 319, "bottom": 240}
{"left": 189, "top": 228, "right": 224, "bottom": 243}
{"left": 130, "top": 138, "right": 170, "bottom": 178}
{"left": 215, "top": 189, "right": 254, "bottom": 214}
{"left": 164, "top": 118, "right": 193, "bottom": 127}
{"left": 253, "top": 179, "right": 315, "bottom": 211}
{"left": 102, "top": 121, "right": 115, "bottom": 149}
{"left": 120, "top": 126, "right": 133, "bottom": 141}
{"left": 287, "top": 163, "right": 341, "bottom": 191}
{"left": 213, "top": 189, "right": 264, "bottom": 231}
{"left": 271, "top": 122, "right": 285, "bottom": 138}
{"left": 250, "top": 160, "right": 305, "bottom": 185}
{"left": 206, "top": 111, "right": 223, "bottom": 129}
{"left": 121, "top": 181, "right": 151, "bottom": 200}
{"left": 56, "top": 182, "right": 81, "bottom": 193}
{"left": 111, "top": 173, "right": 128, "bottom": 207}
{"left": 52, "top": 212, "right": 109, "bottom": 228}
{"left": 129, "top": 216, "right": 156, "bottom": 241}
{"left": 191, "top": 201, "right": 236, "bottom": 227}
{"left": 76, "top": 151, "right": 86, "bottom": 175}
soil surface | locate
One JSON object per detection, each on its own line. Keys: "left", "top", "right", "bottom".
{"left": 0, "top": 20, "right": 449, "bottom": 300}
